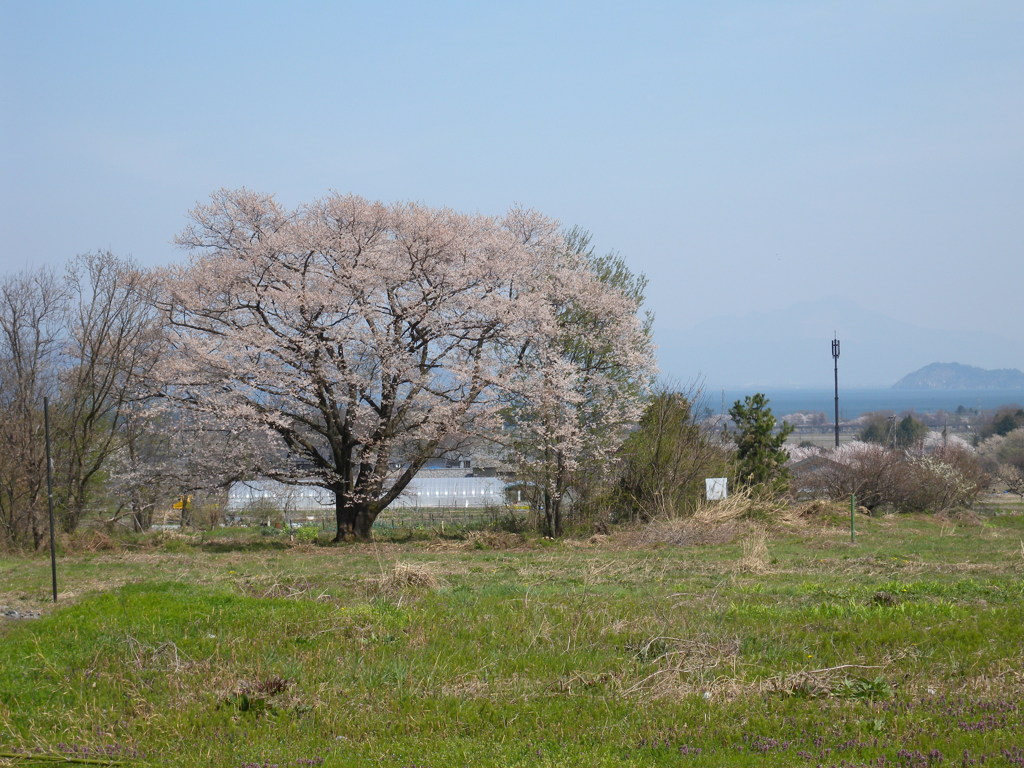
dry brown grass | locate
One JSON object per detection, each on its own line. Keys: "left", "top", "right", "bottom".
{"left": 736, "top": 526, "right": 770, "bottom": 573}
{"left": 370, "top": 562, "right": 443, "bottom": 600}
{"left": 694, "top": 486, "right": 788, "bottom": 523}
{"left": 460, "top": 530, "right": 527, "bottom": 550}
{"left": 634, "top": 487, "right": 797, "bottom": 549}
{"left": 786, "top": 498, "right": 859, "bottom": 525}
{"left": 626, "top": 650, "right": 899, "bottom": 703}
{"left": 62, "top": 529, "right": 123, "bottom": 553}
{"left": 634, "top": 518, "right": 739, "bottom": 547}
{"left": 236, "top": 576, "right": 332, "bottom": 601}
{"left": 561, "top": 533, "right": 614, "bottom": 549}
{"left": 624, "top": 632, "right": 742, "bottom": 699}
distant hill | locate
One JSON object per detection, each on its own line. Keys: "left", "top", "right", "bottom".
{"left": 892, "top": 363, "right": 1024, "bottom": 390}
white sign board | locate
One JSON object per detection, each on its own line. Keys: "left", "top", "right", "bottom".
{"left": 705, "top": 477, "right": 728, "bottom": 501}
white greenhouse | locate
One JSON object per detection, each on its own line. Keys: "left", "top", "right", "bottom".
{"left": 226, "top": 475, "right": 508, "bottom": 515}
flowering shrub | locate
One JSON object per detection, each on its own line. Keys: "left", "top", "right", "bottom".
{"left": 977, "top": 428, "right": 1024, "bottom": 499}
{"left": 796, "top": 440, "right": 984, "bottom": 513}
{"left": 922, "top": 430, "right": 972, "bottom": 454}
{"left": 784, "top": 444, "right": 824, "bottom": 464}
{"left": 901, "top": 454, "right": 984, "bottom": 512}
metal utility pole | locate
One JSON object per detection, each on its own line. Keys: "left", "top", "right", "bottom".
{"left": 44, "top": 397, "right": 58, "bottom": 602}
{"left": 832, "top": 337, "right": 841, "bottom": 449}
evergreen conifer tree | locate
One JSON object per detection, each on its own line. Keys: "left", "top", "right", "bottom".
{"left": 728, "top": 393, "right": 793, "bottom": 494}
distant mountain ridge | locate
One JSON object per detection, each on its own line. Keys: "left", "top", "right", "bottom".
{"left": 892, "top": 363, "right": 1024, "bottom": 390}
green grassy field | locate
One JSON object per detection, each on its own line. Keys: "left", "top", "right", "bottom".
{"left": 1, "top": 510, "right": 1023, "bottom": 767}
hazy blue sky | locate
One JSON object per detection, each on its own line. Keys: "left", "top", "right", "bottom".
{"left": 2, "top": 1, "right": 1022, "bottom": 387}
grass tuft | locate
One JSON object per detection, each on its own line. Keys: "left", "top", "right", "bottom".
{"left": 737, "top": 526, "right": 770, "bottom": 572}
{"left": 371, "top": 561, "right": 443, "bottom": 600}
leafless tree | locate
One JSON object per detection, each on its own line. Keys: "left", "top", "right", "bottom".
{"left": 55, "top": 252, "right": 161, "bottom": 531}
{"left": 0, "top": 254, "right": 160, "bottom": 546}
{"left": 0, "top": 270, "right": 66, "bottom": 548}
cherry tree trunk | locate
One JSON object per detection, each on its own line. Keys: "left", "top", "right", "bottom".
{"left": 334, "top": 494, "right": 376, "bottom": 542}
{"left": 543, "top": 488, "right": 563, "bottom": 538}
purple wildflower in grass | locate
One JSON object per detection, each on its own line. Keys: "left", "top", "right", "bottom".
{"left": 748, "top": 735, "right": 792, "bottom": 753}
{"left": 1001, "top": 747, "right": 1024, "bottom": 766}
